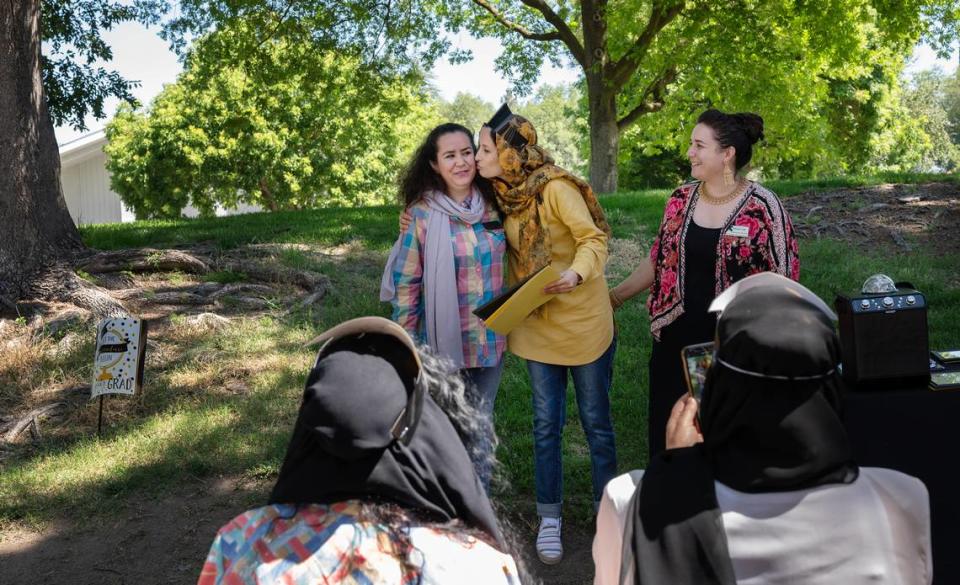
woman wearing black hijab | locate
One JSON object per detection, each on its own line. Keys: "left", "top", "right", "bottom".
{"left": 198, "top": 317, "right": 522, "bottom": 585}
{"left": 592, "top": 276, "right": 931, "bottom": 585}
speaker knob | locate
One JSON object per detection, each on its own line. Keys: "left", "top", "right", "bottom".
{"left": 906, "top": 295, "right": 916, "bottom": 305}
{"left": 883, "top": 296, "right": 894, "bottom": 308}
{"left": 860, "top": 299, "right": 871, "bottom": 309}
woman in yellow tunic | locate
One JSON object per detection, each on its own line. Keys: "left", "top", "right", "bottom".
{"left": 475, "top": 105, "right": 617, "bottom": 565}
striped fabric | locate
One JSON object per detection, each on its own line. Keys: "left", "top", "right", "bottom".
{"left": 536, "top": 516, "right": 563, "bottom": 564}
{"left": 390, "top": 200, "right": 506, "bottom": 368}
{"left": 197, "top": 501, "right": 521, "bottom": 585}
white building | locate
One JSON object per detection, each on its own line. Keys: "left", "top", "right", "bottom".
{"left": 59, "top": 130, "right": 136, "bottom": 226}
{"left": 58, "top": 129, "right": 261, "bottom": 226}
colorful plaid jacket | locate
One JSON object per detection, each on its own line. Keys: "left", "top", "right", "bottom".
{"left": 390, "top": 201, "right": 506, "bottom": 368}
{"left": 647, "top": 181, "right": 800, "bottom": 340}
{"left": 197, "top": 501, "right": 520, "bottom": 585}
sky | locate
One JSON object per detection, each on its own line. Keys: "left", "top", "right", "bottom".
{"left": 54, "top": 22, "right": 958, "bottom": 145}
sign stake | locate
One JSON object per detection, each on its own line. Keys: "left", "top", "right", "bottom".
{"left": 91, "top": 317, "right": 147, "bottom": 437}
{"left": 97, "top": 395, "right": 105, "bottom": 437}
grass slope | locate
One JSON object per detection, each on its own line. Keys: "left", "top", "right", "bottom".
{"left": 1, "top": 176, "right": 957, "bottom": 532}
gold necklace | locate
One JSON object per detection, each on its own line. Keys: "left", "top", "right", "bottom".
{"left": 700, "top": 179, "right": 747, "bottom": 206}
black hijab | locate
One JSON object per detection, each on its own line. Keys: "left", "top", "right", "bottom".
{"left": 268, "top": 332, "right": 504, "bottom": 547}
{"left": 622, "top": 284, "right": 859, "bottom": 585}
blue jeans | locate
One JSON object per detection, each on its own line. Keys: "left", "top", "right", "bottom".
{"left": 526, "top": 338, "right": 618, "bottom": 518}
{"left": 462, "top": 360, "right": 505, "bottom": 488}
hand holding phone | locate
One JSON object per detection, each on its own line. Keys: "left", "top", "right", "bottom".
{"left": 665, "top": 395, "right": 704, "bottom": 450}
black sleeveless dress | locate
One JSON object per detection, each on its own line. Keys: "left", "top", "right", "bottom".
{"left": 647, "top": 221, "right": 720, "bottom": 457}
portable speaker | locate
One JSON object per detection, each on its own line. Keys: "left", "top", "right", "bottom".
{"left": 835, "top": 285, "right": 930, "bottom": 391}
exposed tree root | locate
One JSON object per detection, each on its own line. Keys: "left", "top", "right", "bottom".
{"left": 13, "top": 245, "right": 331, "bottom": 337}
{"left": 60, "top": 275, "right": 130, "bottom": 319}
{"left": 78, "top": 248, "right": 210, "bottom": 275}
{"left": 220, "top": 261, "right": 329, "bottom": 292}
{"left": 27, "top": 266, "right": 129, "bottom": 320}
{"left": 208, "top": 283, "right": 276, "bottom": 301}
{"left": 93, "top": 272, "right": 137, "bottom": 290}
{"left": 2, "top": 403, "right": 64, "bottom": 442}
{"left": 887, "top": 228, "right": 913, "bottom": 251}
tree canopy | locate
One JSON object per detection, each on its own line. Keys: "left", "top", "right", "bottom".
{"left": 439, "top": 92, "right": 496, "bottom": 135}
{"left": 900, "top": 67, "right": 960, "bottom": 172}
{"left": 444, "top": 0, "right": 960, "bottom": 191}
{"left": 42, "top": 0, "right": 166, "bottom": 130}
{"left": 105, "top": 18, "right": 436, "bottom": 217}
{"left": 515, "top": 83, "right": 587, "bottom": 175}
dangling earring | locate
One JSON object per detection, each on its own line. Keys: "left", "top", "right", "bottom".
{"left": 723, "top": 166, "right": 734, "bottom": 187}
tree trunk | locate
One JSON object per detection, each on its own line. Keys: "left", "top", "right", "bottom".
{"left": 0, "top": 0, "right": 85, "bottom": 300}
{"left": 259, "top": 178, "right": 278, "bottom": 212}
{"left": 586, "top": 73, "right": 620, "bottom": 194}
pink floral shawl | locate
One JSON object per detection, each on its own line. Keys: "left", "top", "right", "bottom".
{"left": 647, "top": 181, "right": 801, "bottom": 340}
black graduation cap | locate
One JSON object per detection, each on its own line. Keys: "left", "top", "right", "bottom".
{"left": 486, "top": 103, "right": 529, "bottom": 150}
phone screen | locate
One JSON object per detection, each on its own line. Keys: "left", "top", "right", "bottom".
{"left": 681, "top": 342, "right": 715, "bottom": 401}
{"left": 933, "top": 350, "right": 960, "bottom": 364}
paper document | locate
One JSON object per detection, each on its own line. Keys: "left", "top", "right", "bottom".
{"left": 474, "top": 265, "right": 561, "bottom": 335}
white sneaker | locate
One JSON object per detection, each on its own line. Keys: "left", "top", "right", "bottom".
{"left": 536, "top": 516, "right": 563, "bottom": 564}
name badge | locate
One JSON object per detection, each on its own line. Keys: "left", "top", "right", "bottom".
{"left": 724, "top": 225, "right": 750, "bottom": 238}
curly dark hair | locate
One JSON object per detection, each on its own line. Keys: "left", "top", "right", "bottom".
{"left": 696, "top": 109, "right": 765, "bottom": 171}
{"left": 338, "top": 348, "right": 535, "bottom": 584}
{"left": 414, "top": 348, "right": 498, "bottom": 475}
{"left": 398, "top": 123, "right": 499, "bottom": 210}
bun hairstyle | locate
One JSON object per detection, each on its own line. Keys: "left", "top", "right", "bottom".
{"left": 696, "top": 109, "right": 765, "bottom": 171}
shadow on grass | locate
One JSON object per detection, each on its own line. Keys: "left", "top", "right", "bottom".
{"left": 0, "top": 360, "right": 306, "bottom": 527}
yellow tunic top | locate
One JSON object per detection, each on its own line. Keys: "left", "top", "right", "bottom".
{"left": 505, "top": 178, "right": 614, "bottom": 365}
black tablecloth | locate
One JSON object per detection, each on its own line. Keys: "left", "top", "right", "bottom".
{"left": 843, "top": 388, "right": 960, "bottom": 585}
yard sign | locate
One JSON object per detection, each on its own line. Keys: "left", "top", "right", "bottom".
{"left": 91, "top": 317, "right": 147, "bottom": 398}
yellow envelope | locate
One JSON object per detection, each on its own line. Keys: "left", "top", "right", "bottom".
{"left": 473, "top": 265, "right": 561, "bottom": 335}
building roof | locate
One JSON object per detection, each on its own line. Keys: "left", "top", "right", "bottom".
{"left": 59, "top": 129, "right": 108, "bottom": 168}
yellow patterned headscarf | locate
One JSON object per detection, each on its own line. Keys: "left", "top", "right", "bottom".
{"left": 491, "top": 115, "right": 612, "bottom": 281}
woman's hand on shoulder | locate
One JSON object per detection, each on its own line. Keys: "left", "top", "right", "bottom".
{"left": 399, "top": 202, "right": 430, "bottom": 233}
{"left": 398, "top": 207, "right": 414, "bottom": 233}
{"left": 665, "top": 395, "right": 703, "bottom": 450}
{"left": 542, "top": 269, "right": 581, "bottom": 294}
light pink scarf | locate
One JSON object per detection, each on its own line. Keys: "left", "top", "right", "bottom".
{"left": 381, "top": 189, "right": 486, "bottom": 367}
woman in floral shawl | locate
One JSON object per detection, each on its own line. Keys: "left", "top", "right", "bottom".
{"left": 475, "top": 105, "right": 618, "bottom": 565}
{"left": 609, "top": 109, "right": 800, "bottom": 458}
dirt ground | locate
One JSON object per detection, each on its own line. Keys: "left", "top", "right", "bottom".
{"left": 783, "top": 181, "right": 960, "bottom": 256}
{"left": 0, "top": 477, "right": 265, "bottom": 585}
{"left": 0, "top": 475, "right": 596, "bottom": 585}
{"left": 0, "top": 182, "right": 956, "bottom": 585}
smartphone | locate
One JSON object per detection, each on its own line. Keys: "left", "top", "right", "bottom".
{"left": 932, "top": 350, "right": 960, "bottom": 364}
{"left": 681, "top": 342, "right": 715, "bottom": 402}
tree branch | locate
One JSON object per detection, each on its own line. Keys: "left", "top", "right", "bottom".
{"left": 253, "top": 1, "right": 297, "bottom": 53}
{"left": 519, "top": 0, "right": 586, "bottom": 68}
{"left": 608, "top": 0, "right": 684, "bottom": 92}
{"left": 470, "top": 0, "right": 562, "bottom": 42}
{"left": 617, "top": 65, "right": 677, "bottom": 130}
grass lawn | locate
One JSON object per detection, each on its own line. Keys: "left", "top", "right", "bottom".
{"left": 1, "top": 175, "right": 958, "bottom": 533}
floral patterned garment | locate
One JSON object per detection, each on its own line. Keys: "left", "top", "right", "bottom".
{"left": 197, "top": 501, "right": 520, "bottom": 585}
{"left": 646, "top": 181, "right": 800, "bottom": 340}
